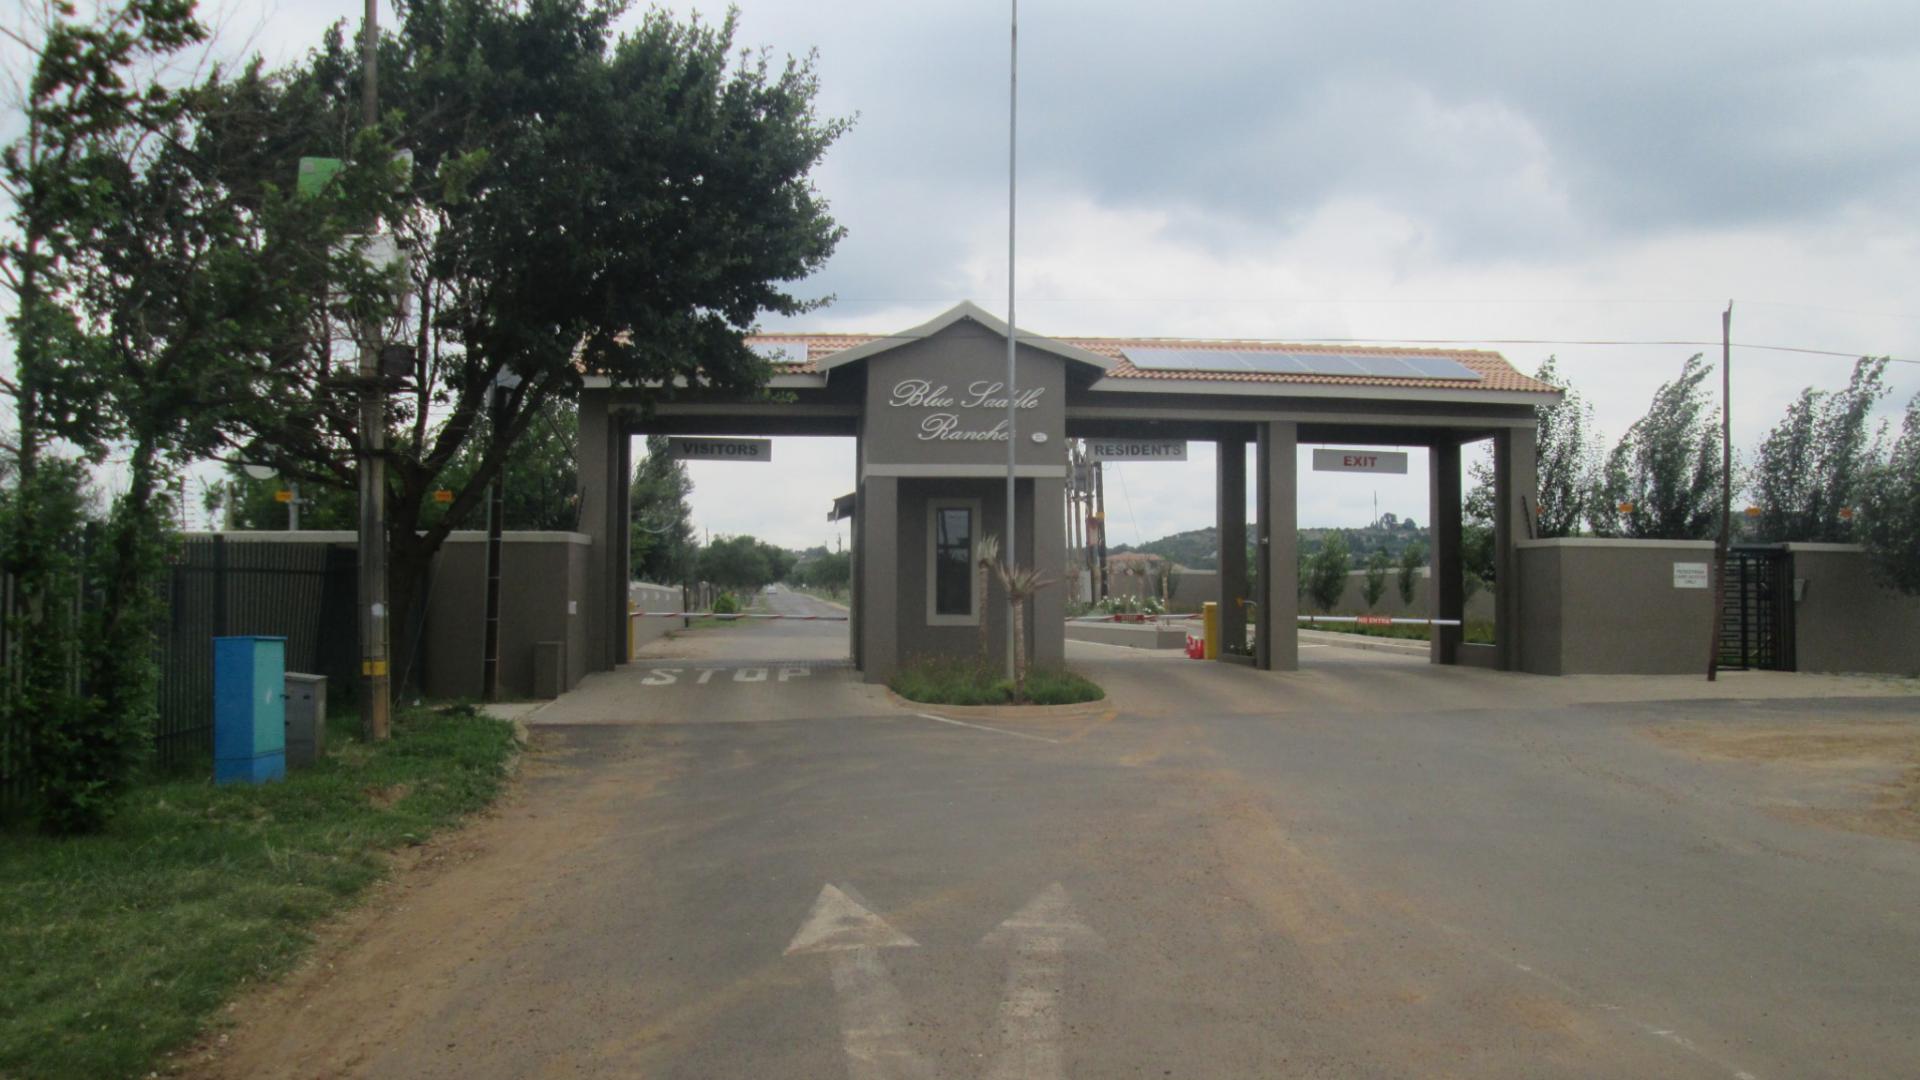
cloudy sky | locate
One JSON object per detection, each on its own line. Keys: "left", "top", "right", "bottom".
{"left": 51, "top": 0, "right": 1920, "bottom": 546}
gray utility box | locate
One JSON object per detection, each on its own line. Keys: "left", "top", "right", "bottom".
{"left": 284, "top": 673, "right": 328, "bottom": 769}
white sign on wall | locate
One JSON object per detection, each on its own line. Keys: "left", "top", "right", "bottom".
{"left": 1312, "top": 449, "right": 1409, "bottom": 475}
{"left": 1086, "top": 439, "right": 1187, "bottom": 461}
{"left": 667, "top": 437, "right": 772, "bottom": 462}
{"left": 1673, "top": 562, "right": 1711, "bottom": 589}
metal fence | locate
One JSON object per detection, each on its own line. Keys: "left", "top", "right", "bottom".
{"left": 0, "top": 536, "right": 358, "bottom": 808}
{"left": 155, "top": 537, "right": 358, "bottom": 766}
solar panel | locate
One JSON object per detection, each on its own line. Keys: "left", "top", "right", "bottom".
{"left": 1400, "top": 356, "right": 1484, "bottom": 380}
{"left": 1123, "top": 348, "right": 1249, "bottom": 371}
{"left": 749, "top": 341, "right": 809, "bottom": 365}
{"left": 1120, "top": 347, "right": 1483, "bottom": 381}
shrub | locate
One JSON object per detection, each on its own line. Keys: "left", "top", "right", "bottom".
{"left": 711, "top": 591, "right": 742, "bottom": 615}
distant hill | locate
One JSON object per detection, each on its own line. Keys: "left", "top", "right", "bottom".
{"left": 1114, "top": 514, "right": 1429, "bottom": 569}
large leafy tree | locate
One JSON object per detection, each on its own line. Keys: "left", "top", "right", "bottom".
{"left": 2, "top": 0, "right": 388, "bottom": 830}
{"left": 1749, "top": 357, "right": 1889, "bottom": 543}
{"left": 1589, "top": 354, "right": 1728, "bottom": 540}
{"left": 1860, "top": 395, "right": 1920, "bottom": 595}
{"left": 212, "top": 0, "right": 847, "bottom": 680}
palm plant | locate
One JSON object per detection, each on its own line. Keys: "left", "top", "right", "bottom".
{"left": 973, "top": 533, "right": 1000, "bottom": 663}
{"left": 994, "top": 560, "right": 1056, "bottom": 703}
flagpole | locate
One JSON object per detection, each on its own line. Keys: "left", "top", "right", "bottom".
{"left": 1003, "top": 0, "right": 1019, "bottom": 679}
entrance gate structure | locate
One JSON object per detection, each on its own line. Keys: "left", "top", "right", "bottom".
{"left": 578, "top": 302, "right": 1560, "bottom": 682}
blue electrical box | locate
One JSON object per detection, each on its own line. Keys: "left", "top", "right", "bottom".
{"left": 214, "top": 636, "right": 287, "bottom": 785}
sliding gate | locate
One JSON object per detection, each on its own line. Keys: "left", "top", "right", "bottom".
{"left": 1718, "top": 547, "right": 1795, "bottom": 671}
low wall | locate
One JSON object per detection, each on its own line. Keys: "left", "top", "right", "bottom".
{"left": 1065, "top": 620, "right": 1188, "bottom": 650}
{"left": 424, "top": 532, "right": 591, "bottom": 700}
{"left": 1787, "top": 544, "right": 1920, "bottom": 676}
{"left": 1517, "top": 538, "right": 1718, "bottom": 676}
{"left": 627, "top": 581, "right": 683, "bottom": 659}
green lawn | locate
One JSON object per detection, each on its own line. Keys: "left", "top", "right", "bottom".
{"left": 0, "top": 703, "right": 519, "bottom": 1079}
{"left": 890, "top": 656, "right": 1106, "bottom": 706}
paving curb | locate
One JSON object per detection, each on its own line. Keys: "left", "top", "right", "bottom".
{"left": 884, "top": 688, "right": 1114, "bottom": 725}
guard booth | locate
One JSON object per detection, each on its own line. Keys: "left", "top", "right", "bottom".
{"left": 578, "top": 302, "right": 1557, "bottom": 682}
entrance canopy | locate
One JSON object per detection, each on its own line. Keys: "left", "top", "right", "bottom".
{"left": 578, "top": 302, "right": 1557, "bottom": 680}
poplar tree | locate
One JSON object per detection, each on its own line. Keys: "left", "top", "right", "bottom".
{"left": 1860, "top": 396, "right": 1920, "bottom": 595}
{"left": 1749, "top": 357, "right": 1889, "bottom": 543}
{"left": 1589, "top": 354, "right": 1727, "bottom": 540}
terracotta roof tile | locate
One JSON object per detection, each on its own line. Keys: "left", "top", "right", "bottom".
{"left": 746, "top": 331, "right": 1556, "bottom": 394}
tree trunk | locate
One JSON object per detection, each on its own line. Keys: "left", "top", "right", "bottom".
{"left": 977, "top": 563, "right": 991, "bottom": 664}
{"left": 1010, "top": 596, "right": 1027, "bottom": 702}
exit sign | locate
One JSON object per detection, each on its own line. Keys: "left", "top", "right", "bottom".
{"left": 1312, "top": 449, "right": 1409, "bottom": 475}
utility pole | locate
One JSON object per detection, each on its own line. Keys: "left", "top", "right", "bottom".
{"left": 1707, "top": 301, "right": 1732, "bottom": 682}
{"left": 356, "top": 0, "right": 391, "bottom": 739}
{"left": 1002, "top": 0, "right": 1019, "bottom": 680}
{"left": 481, "top": 372, "right": 516, "bottom": 702}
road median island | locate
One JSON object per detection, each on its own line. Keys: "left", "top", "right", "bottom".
{"left": 887, "top": 655, "right": 1106, "bottom": 708}
{"left": 0, "top": 703, "right": 520, "bottom": 1080}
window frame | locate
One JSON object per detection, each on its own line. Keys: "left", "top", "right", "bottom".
{"left": 926, "top": 498, "right": 983, "bottom": 627}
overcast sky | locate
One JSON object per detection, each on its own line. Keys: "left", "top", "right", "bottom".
{"left": 29, "top": 0, "right": 1920, "bottom": 547}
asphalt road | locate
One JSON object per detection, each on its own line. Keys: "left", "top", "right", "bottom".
{"left": 207, "top": 617, "right": 1920, "bottom": 1079}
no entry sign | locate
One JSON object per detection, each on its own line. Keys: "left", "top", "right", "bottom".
{"left": 667, "top": 437, "right": 772, "bottom": 462}
{"left": 1312, "top": 449, "right": 1408, "bottom": 475}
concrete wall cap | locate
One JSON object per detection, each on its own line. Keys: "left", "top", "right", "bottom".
{"left": 1515, "top": 537, "right": 1716, "bottom": 550}
{"left": 1781, "top": 542, "right": 1868, "bottom": 553}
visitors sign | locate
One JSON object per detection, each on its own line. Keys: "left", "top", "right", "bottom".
{"left": 667, "top": 437, "right": 772, "bottom": 462}
{"left": 1312, "top": 449, "right": 1409, "bottom": 474}
{"left": 1086, "top": 439, "right": 1187, "bottom": 461}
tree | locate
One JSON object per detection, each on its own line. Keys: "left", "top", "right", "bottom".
{"left": 1397, "top": 542, "right": 1425, "bottom": 606}
{"left": 1860, "top": 395, "right": 1920, "bottom": 595}
{"left": 1530, "top": 357, "right": 1601, "bottom": 538}
{"left": 697, "top": 534, "right": 788, "bottom": 592}
{"left": 799, "top": 548, "right": 850, "bottom": 597}
{"left": 212, "top": 1, "right": 847, "bottom": 683}
{"left": 1362, "top": 546, "right": 1391, "bottom": 610}
{"left": 1750, "top": 358, "right": 1889, "bottom": 543}
{"left": 1305, "top": 531, "right": 1350, "bottom": 613}
{"left": 631, "top": 436, "right": 695, "bottom": 584}
{"left": 994, "top": 561, "right": 1054, "bottom": 703}
{"left": 1590, "top": 354, "right": 1727, "bottom": 540}
{"left": 3, "top": 0, "right": 388, "bottom": 830}
{"left": 974, "top": 532, "right": 999, "bottom": 663}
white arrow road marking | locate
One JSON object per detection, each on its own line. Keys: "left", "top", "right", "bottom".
{"left": 978, "top": 884, "right": 1100, "bottom": 1080}
{"left": 786, "top": 885, "right": 935, "bottom": 1080}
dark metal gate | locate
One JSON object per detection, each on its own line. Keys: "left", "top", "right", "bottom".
{"left": 1719, "top": 547, "right": 1795, "bottom": 672}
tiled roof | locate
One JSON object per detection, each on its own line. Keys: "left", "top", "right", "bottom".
{"left": 748, "top": 332, "right": 1556, "bottom": 394}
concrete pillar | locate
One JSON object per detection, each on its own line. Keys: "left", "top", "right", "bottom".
{"left": 1217, "top": 438, "right": 1248, "bottom": 657}
{"left": 1255, "top": 422, "right": 1298, "bottom": 671}
{"left": 1032, "top": 475, "right": 1067, "bottom": 669}
{"left": 1493, "top": 424, "right": 1539, "bottom": 672}
{"left": 1429, "top": 438, "right": 1465, "bottom": 665}
{"left": 577, "top": 391, "right": 618, "bottom": 674}
{"left": 850, "top": 431, "right": 863, "bottom": 670}
{"left": 859, "top": 475, "right": 899, "bottom": 682}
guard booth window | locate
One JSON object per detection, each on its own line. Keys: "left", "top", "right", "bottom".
{"left": 930, "top": 502, "right": 977, "bottom": 625}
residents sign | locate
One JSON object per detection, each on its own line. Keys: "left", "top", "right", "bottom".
{"left": 1312, "top": 448, "right": 1408, "bottom": 475}
{"left": 1086, "top": 439, "right": 1187, "bottom": 462}
{"left": 667, "top": 437, "right": 772, "bottom": 462}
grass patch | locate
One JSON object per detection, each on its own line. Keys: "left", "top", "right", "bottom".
{"left": 890, "top": 656, "right": 1105, "bottom": 706}
{"left": 1299, "top": 616, "right": 1495, "bottom": 645}
{"left": 0, "top": 703, "right": 518, "bottom": 1080}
